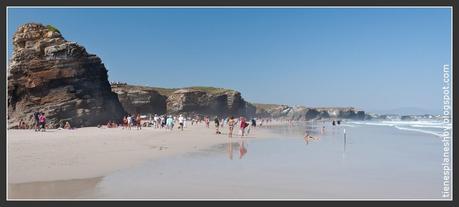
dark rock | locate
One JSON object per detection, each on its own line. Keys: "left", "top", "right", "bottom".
{"left": 111, "top": 84, "right": 167, "bottom": 115}
{"left": 110, "top": 85, "right": 255, "bottom": 118}
{"left": 8, "top": 23, "right": 126, "bottom": 128}
{"left": 401, "top": 115, "right": 417, "bottom": 121}
{"left": 166, "top": 88, "right": 254, "bottom": 117}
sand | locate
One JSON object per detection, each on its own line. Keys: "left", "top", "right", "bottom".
{"left": 8, "top": 123, "right": 277, "bottom": 184}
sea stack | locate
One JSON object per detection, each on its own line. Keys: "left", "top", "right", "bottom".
{"left": 7, "top": 23, "right": 126, "bottom": 128}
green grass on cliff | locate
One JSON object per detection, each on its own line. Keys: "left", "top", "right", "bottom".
{"left": 111, "top": 83, "right": 237, "bottom": 96}
{"left": 46, "top": 25, "right": 61, "bottom": 34}
{"left": 150, "top": 87, "right": 177, "bottom": 96}
{"left": 185, "top": 86, "right": 235, "bottom": 94}
{"left": 252, "top": 103, "right": 287, "bottom": 110}
{"left": 151, "top": 86, "right": 235, "bottom": 96}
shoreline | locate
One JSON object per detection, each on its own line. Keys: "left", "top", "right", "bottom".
{"left": 8, "top": 122, "right": 280, "bottom": 184}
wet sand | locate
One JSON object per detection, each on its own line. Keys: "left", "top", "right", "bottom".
{"left": 9, "top": 120, "right": 444, "bottom": 200}
{"left": 8, "top": 123, "right": 276, "bottom": 185}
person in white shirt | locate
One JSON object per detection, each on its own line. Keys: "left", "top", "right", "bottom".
{"left": 178, "top": 114, "right": 185, "bottom": 131}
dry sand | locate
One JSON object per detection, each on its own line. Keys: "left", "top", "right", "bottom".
{"left": 8, "top": 123, "right": 278, "bottom": 184}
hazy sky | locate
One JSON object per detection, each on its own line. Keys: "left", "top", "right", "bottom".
{"left": 7, "top": 8, "right": 451, "bottom": 114}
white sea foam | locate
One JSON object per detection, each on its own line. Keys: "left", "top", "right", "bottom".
{"left": 348, "top": 120, "right": 448, "bottom": 137}
{"left": 338, "top": 124, "right": 359, "bottom": 128}
{"left": 394, "top": 126, "right": 443, "bottom": 137}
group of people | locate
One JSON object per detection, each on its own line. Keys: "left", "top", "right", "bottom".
{"left": 117, "top": 113, "right": 258, "bottom": 138}
{"left": 332, "top": 120, "right": 341, "bottom": 126}
{"left": 16, "top": 112, "right": 47, "bottom": 131}
{"left": 221, "top": 116, "right": 256, "bottom": 138}
{"left": 120, "top": 114, "right": 143, "bottom": 130}
{"left": 18, "top": 112, "right": 74, "bottom": 131}
{"left": 146, "top": 114, "right": 186, "bottom": 130}
{"left": 16, "top": 111, "right": 265, "bottom": 137}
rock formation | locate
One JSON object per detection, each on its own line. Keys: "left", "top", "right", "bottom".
{"left": 166, "top": 88, "right": 255, "bottom": 117}
{"left": 111, "top": 84, "right": 167, "bottom": 115}
{"left": 111, "top": 84, "right": 255, "bottom": 118}
{"left": 8, "top": 23, "right": 126, "bottom": 128}
{"left": 254, "top": 104, "right": 366, "bottom": 120}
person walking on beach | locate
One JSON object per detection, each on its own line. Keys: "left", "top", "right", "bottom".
{"left": 153, "top": 114, "right": 159, "bottom": 128}
{"left": 38, "top": 113, "right": 46, "bottom": 132}
{"left": 178, "top": 114, "right": 185, "bottom": 131}
{"left": 33, "top": 111, "right": 40, "bottom": 132}
{"left": 239, "top": 116, "right": 248, "bottom": 137}
{"left": 127, "top": 114, "right": 132, "bottom": 130}
{"left": 214, "top": 116, "right": 221, "bottom": 134}
{"left": 205, "top": 116, "right": 210, "bottom": 128}
{"left": 136, "top": 113, "right": 142, "bottom": 130}
{"left": 157, "top": 115, "right": 162, "bottom": 128}
{"left": 228, "top": 116, "right": 235, "bottom": 138}
{"left": 166, "top": 115, "right": 174, "bottom": 130}
{"left": 161, "top": 116, "right": 166, "bottom": 128}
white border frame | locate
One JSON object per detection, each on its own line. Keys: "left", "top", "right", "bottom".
{"left": 5, "top": 6, "right": 454, "bottom": 201}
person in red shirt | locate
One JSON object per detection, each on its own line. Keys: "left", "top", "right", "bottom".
{"left": 239, "top": 116, "right": 248, "bottom": 137}
{"left": 38, "top": 113, "right": 46, "bottom": 132}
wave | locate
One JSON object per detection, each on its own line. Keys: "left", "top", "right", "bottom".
{"left": 338, "top": 124, "right": 359, "bottom": 128}
{"left": 394, "top": 126, "right": 443, "bottom": 137}
{"left": 410, "top": 124, "right": 450, "bottom": 129}
{"left": 348, "top": 120, "right": 449, "bottom": 137}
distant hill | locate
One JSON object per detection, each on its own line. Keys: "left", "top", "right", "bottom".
{"left": 372, "top": 107, "right": 440, "bottom": 116}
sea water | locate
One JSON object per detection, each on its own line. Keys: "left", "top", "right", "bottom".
{"left": 10, "top": 120, "right": 448, "bottom": 200}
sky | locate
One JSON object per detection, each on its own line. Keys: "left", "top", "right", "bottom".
{"left": 7, "top": 7, "right": 452, "bottom": 114}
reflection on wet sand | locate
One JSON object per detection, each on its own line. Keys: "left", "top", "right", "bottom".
{"left": 227, "top": 137, "right": 248, "bottom": 160}
{"left": 239, "top": 138, "right": 247, "bottom": 159}
{"left": 8, "top": 177, "right": 102, "bottom": 199}
{"left": 227, "top": 138, "right": 233, "bottom": 160}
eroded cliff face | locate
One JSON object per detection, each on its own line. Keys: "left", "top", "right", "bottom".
{"left": 111, "top": 84, "right": 167, "bottom": 115}
{"left": 111, "top": 85, "right": 255, "bottom": 117}
{"left": 8, "top": 23, "right": 126, "bottom": 128}
{"left": 166, "top": 89, "right": 255, "bottom": 117}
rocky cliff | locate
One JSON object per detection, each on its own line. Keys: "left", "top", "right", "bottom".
{"left": 254, "top": 103, "right": 366, "bottom": 120}
{"left": 111, "top": 84, "right": 255, "bottom": 117}
{"left": 166, "top": 87, "right": 255, "bottom": 117}
{"left": 111, "top": 84, "right": 167, "bottom": 115}
{"left": 8, "top": 23, "right": 126, "bottom": 128}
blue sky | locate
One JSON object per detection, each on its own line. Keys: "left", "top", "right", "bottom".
{"left": 7, "top": 8, "right": 451, "bottom": 114}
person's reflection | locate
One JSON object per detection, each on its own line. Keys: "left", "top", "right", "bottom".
{"left": 239, "top": 138, "right": 247, "bottom": 159}
{"left": 227, "top": 138, "right": 233, "bottom": 160}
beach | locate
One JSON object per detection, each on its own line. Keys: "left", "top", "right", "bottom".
{"left": 8, "top": 123, "right": 276, "bottom": 184}
{"left": 8, "top": 119, "right": 446, "bottom": 199}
